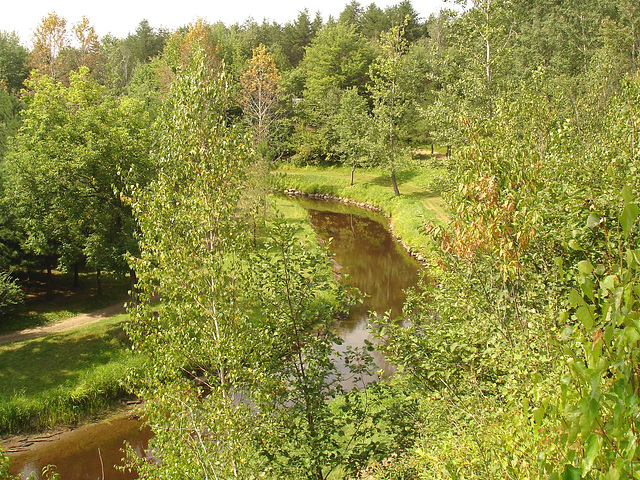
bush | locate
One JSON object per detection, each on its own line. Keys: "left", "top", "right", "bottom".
{"left": 0, "top": 271, "right": 24, "bottom": 320}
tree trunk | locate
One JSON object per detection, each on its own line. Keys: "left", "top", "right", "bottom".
{"left": 96, "top": 269, "right": 102, "bottom": 296}
{"left": 73, "top": 262, "right": 79, "bottom": 289}
{"left": 431, "top": 143, "right": 434, "bottom": 155}
{"left": 350, "top": 161, "right": 356, "bottom": 186}
{"left": 390, "top": 170, "right": 400, "bottom": 196}
{"left": 46, "top": 265, "right": 53, "bottom": 300}
{"left": 447, "top": 145, "right": 452, "bottom": 158}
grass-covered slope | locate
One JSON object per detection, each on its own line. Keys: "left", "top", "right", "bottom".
{"left": 273, "top": 164, "right": 449, "bottom": 256}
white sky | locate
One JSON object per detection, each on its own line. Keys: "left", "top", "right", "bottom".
{"left": 1, "top": 0, "right": 451, "bottom": 47}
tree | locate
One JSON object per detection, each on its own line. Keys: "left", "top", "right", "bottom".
{"left": 282, "top": 9, "right": 321, "bottom": 67}
{"left": 125, "top": 30, "right": 378, "bottom": 480}
{"left": 29, "top": 13, "right": 69, "bottom": 81}
{"left": 333, "top": 87, "right": 370, "bottom": 185}
{"left": 368, "top": 19, "right": 412, "bottom": 196}
{"left": 71, "top": 16, "right": 100, "bottom": 72}
{"left": 290, "top": 22, "right": 374, "bottom": 165}
{"left": 362, "top": 3, "right": 389, "bottom": 39}
{"left": 163, "top": 19, "right": 221, "bottom": 73}
{"left": 0, "top": 271, "right": 23, "bottom": 321}
{"left": 455, "top": 0, "right": 517, "bottom": 119}
{"left": 384, "top": 0, "right": 425, "bottom": 42}
{"left": 339, "top": 1, "right": 365, "bottom": 31}
{"left": 125, "top": 45, "right": 256, "bottom": 477}
{"left": 123, "top": 20, "right": 168, "bottom": 66}
{"left": 0, "top": 31, "right": 29, "bottom": 93}
{"left": 0, "top": 84, "right": 21, "bottom": 162}
{"left": 97, "top": 20, "right": 168, "bottom": 92}
{"left": 301, "top": 22, "right": 373, "bottom": 99}
{"left": 4, "top": 68, "right": 152, "bottom": 287}
{"left": 240, "top": 44, "right": 282, "bottom": 150}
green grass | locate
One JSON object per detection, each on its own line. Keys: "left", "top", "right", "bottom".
{"left": 272, "top": 164, "right": 449, "bottom": 255}
{"left": 0, "top": 271, "right": 130, "bottom": 334}
{"left": 271, "top": 196, "right": 317, "bottom": 242}
{"left": 0, "top": 314, "right": 145, "bottom": 434}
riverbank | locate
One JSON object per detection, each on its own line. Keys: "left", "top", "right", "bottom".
{"left": 0, "top": 313, "right": 144, "bottom": 435}
{"left": 273, "top": 164, "right": 449, "bottom": 262}
{"left": 5, "top": 406, "right": 148, "bottom": 480}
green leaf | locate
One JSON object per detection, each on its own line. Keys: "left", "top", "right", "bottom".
{"left": 583, "top": 434, "right": 603, "bottom": 473}
{"left": 587, "top": 212, "right": 601, "bottom": 228}
{"left": 601, "top": 275, "right": 617, "bottom": 291}
{"left": 624, "top": 326, "right": 640, "bottom": 343}
{"left": 621, "top": 185, "right": 634, "bottom": 205}
{"left": 576, "top": 305, "right": 595, "bottom": 330}
{"left": 562, "top": 464, "right": 583, "bottom": 480}
{"left": 569, "top": 239, "right": 583, "bottom": 251}
{"left": 619, "top": 203, "right": 639, "bottom": 236}
{"left": 577, "top": 260, "right": 593, "bottom": 275}
{"left": 581, "top": 278, "right": 595, "bottom": 302}
{"left": 569, "top": 289, "right": 584, "bottom": 307}
{"left": 533, "top": 407, "right": 544, "bottom": 426}
{"left": 555, "top": 256, "right": 565, "bottom": 276}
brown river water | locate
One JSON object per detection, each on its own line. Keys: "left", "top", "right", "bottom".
{"left": 7, "top": 197, "right": 420, "bottom": 479}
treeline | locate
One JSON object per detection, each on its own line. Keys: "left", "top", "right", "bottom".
{"left": 0, "top": 0, "right": 639, "bottom": 477}
{"left": 1, "top": 0, "right": 637, "bottom": 289}
{"left": 0, "top": 1, "right": 426, "bottom": 301}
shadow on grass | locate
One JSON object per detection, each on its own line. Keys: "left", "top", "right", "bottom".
{"left": 367, "top": 170, "right": 441, "bottom": 201}
{"left": 0, "top": 324, "right": 131, "bottom": 400}
{"left": 0, "top": 271, "right": 130, "bottom": 334}
{"left": 369, "top": 170, "right": 422, "bottom": 187}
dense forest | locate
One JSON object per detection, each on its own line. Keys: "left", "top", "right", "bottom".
{"left": 1, "top": 0, "right": 640, "bottom": 478}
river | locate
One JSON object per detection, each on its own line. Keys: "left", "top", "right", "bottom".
{"left": 7, "top": 197, "right": 420, "bottom": 479}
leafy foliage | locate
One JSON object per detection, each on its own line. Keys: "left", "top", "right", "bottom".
{"left": 4, "top": 67, "right": 152, "bottom": 274}
{"left": 367, "top": 19, "right": 413, "bottom": 196}
{"left": 0, "top": 271, "right": 23, "bottom": 320}
{"left": 240, "top": 44, "right": 282, "bottom": 150}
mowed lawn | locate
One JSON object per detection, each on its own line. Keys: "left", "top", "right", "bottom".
{"left": 0, "top": 314, "right": 143, "bottom": 434}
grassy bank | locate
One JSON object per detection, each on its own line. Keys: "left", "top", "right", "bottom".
{"left": 0, "top": 314, "right": 144, "bottom": 435}
{"left": 272, "top": 164, "right": 449, "bottom": 255}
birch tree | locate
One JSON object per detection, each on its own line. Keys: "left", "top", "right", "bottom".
{"left": 240, "top": 44, "right": 281, "bottom": 149}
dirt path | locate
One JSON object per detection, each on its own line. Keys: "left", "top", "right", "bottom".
{"left": 0, "top": 302, "right": 127, "bottom": 345}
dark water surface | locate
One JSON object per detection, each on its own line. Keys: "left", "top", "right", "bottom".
{"left": 7, "top": 197, "right": 419, "bottom": 479}
{"left": 8, "top": 415, "right": 150, "bottom": 479}
{"left": 300, "top": 198, "right": 420, "bottom": 382}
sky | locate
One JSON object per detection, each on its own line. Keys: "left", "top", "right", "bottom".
{"left": 1, "top": 0, "right": 452, "bottom": 47}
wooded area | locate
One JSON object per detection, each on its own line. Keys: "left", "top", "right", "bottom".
{"left": 1, "top": 0, "right": 640, "bottom": 478}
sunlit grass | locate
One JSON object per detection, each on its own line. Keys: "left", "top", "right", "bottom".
{"left": 272, "top": 163, "right": 449, "bottom": 255}
{"left": 0, "top": 271, "right": 130, "bottom": 334}
{"left": 0, "top": 314, "right": 144, "bottom": 434}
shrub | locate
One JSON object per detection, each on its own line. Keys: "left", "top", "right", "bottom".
{"left": 0, "top": 271, "right": 23, "bottom": 320}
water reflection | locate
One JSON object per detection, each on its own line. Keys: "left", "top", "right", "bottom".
{"left": 297, "top": 198, "right": 420, "bottom": 381}
{"left": 8, "top": 414, "right": 149, "bottom": 479}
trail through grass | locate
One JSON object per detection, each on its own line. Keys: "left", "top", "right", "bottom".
{"left": 1, "top": 271, "right": 129, "bottom": 334}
